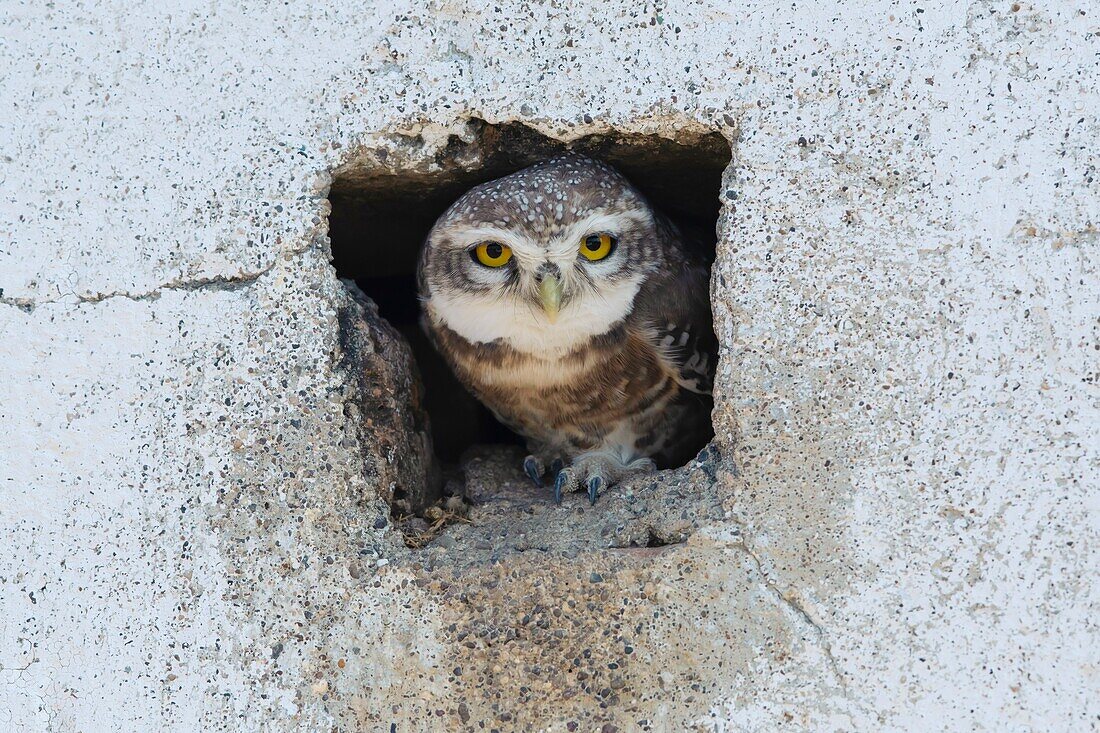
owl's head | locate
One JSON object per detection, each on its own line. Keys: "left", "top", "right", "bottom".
{"left": 418, "top": 155, "right": 664, "bottom": 356}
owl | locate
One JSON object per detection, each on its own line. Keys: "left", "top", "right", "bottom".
{"left": 417, "top": 155, "right": 714, "bottom": 504}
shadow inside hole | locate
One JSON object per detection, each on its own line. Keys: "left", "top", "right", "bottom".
{"left": 330, "top": 120, "right": 728, "bottom": 466}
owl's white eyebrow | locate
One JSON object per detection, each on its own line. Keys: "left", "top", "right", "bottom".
{"left": 545, "top": 210, "right": 652, "bottom": 257}
{"left": 449, "top": 226, "right": 532, "bottom": 253}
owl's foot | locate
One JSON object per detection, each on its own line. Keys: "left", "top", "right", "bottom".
{"left": 552, "top": 451, "right": 657, "bottom": 505}
{"left": 522, "top": 455, "right": 543, "bottom": 486}
{"left": 522, "top": 454, "right": 563, "bottom": 488}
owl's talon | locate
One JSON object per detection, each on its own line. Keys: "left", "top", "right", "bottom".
{"left": 522, "top": 455, "right": 544, "bottom": 487}
{"left": 553, "top": 469, "right": 572, "bottom": 504}
{"left": 586, "top": 475, "right": 603, "bottom": 505}
{"left": 550, "top": 458, "right": 564, "bottom": 476}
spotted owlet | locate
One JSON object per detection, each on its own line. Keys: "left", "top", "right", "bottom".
{"left": 417, "top": 155, "right": 714, "bottom": 504}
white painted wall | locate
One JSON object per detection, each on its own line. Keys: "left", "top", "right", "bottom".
{"left": 2, "top": 1, "right": 1096, "bottom": 730}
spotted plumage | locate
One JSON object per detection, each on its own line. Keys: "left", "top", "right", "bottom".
{"left": 417, "top": 155, "right": 714, "bottom": 503}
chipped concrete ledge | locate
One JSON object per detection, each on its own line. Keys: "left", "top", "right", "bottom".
{"left": 2, "top": 2, "right": 1097, "bottom": 731}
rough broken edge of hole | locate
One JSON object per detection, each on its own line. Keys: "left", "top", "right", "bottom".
{"left": 326, "top": 118, "right": 735, "bottom": 568}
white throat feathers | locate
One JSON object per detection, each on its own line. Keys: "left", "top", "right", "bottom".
{"left": 428, "top": 274, "right": 643, "bottom": 357}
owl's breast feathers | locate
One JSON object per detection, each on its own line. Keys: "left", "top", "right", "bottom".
{"left": 423, "top": 255, "right": 714, "bottom": 467}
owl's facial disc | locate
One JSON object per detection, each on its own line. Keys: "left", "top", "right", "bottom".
{"left": 420, "top": 153, "right": 662, "bottom": 356}
{"left": 479, "top": 213, "right": 636, "bottom": 319}
{"left": 425, "top": 210, "right": 654, "bottom": 355}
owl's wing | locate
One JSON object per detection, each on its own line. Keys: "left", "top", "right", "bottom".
{"left": 635, "top": 252, "right": 716, "bottom": 396}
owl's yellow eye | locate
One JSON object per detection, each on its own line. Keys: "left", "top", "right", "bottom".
{"left": 580, "top": 233, "right": 615, "bottom": 261}
{"left": 473, "top": 241, "right": 513, "bottom": 267}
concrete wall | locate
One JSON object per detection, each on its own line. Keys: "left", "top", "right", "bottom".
{"left": 2, "top": 1, "right": 1096, "bottom": 730}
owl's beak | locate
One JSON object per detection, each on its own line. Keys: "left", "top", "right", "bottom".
{"left": 538, "top": 274, "right": 563, "bottom": 323}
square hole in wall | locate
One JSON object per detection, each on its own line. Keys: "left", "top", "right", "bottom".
{"left": 329, "top": 120, "right": 729, "bottom": 522}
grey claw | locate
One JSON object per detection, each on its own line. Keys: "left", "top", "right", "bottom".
{"left": 550, "top": 458, "right": 564, "bottom": 476}
{"left": 586, "top": 476, "right": 602, "bottom": 505}
{"left": 523, "top": 456, "right": 543, "bottom": 487}
{"left": 553, "top": 471, "right": 568, "bottom": 504}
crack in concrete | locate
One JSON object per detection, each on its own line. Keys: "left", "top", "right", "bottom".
{"left": 75, "top": 266, "right": 275, "bottom": 305}
{"left": 0, "top": 292, "right": 36, "bottom": 313}
{"left": 0, "top": 254, "right": 297, "bottom": 312}
{"left": 736, "top": 535, "right": 849, "bottom": 693}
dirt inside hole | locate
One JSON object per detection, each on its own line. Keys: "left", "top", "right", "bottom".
{"left": 329, "top": 119, "right": 730, "bottom": 546}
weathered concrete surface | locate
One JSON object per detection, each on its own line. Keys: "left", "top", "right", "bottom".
{"left": 1, "top": 1, "right": 1096, "bottom": 731}
{"left": 338, "top": 280, "right": 440, "bottom": 514}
